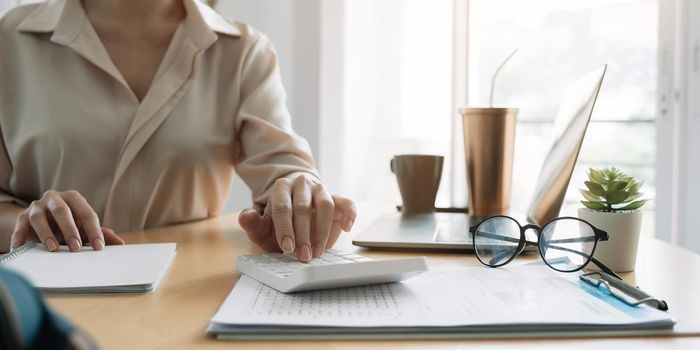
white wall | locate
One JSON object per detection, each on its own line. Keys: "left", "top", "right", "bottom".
{"left": 214, "top": 0, "right": 322, "bottom": 212}
{"left": 318, "top": 2, "right": 346, "bottom": 195}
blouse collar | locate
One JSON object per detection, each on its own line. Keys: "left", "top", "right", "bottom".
{"left": 16, "top": 0, "right": 241, "bottom": 48}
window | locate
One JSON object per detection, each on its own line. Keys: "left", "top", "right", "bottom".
{"left": 341, "top": 0, "right": 455, "bottom": 206}
{"left": 339, "top": 0, "right": 658, "bottom": 235}
{"left": 467, "top": 0, "right": 657, "bottom": 234}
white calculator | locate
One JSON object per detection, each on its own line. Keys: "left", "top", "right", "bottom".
{"left": 236, "top": 249, "right": 428, "bottom": 293}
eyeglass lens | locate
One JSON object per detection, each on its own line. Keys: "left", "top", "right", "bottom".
{"left": 539, "top": 219, "right": 596, "bottom": 272}
{"left": 473, "top": 217, "right": 598, "bottom": 272}
{"left": 473, "top": 216, "right": 521, "bottom": 267}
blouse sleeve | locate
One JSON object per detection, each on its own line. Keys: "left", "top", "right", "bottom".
{"left": 233, "top": 33, "right": 321, "bottom": 210}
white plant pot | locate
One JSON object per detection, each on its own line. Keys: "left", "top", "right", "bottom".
{"left": 577, "top": 208, "right": 643, "bottom": 273}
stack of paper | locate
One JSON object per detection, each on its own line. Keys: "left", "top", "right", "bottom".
{"left": 208, "top": 264, "right": 675, "bottom": 339}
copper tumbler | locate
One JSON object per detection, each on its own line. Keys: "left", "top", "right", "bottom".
{"left": 459, "top": 108, "right": 517, "bottom": 216}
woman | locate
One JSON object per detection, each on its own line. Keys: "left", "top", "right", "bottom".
{"left": 0, "top": 0, "right": 356, "bottom": 262}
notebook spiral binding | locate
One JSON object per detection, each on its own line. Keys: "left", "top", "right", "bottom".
{"left": 0, "top": 242, "right": 39, "bottom": 265}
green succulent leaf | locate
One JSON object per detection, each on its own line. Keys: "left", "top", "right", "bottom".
{"left": 607, "top": 180, "right": 628, "bottom": 192}
{"left": 621, "top": 176, "right": 634, "bottom": 187}
{"left": 582, "top": 201, "right": 608, "bottom": 210}
{"left": 580, "top": 189, "right": 602, "bottom": 202}
{"left": 605, "top": 191, "right": 630, "bottom": 205}
{"left": 625, "top": 192, "right": 644, "bottom": 202}
{"left": 618, "top": 200, "right": 648, "bottom": 211}
{"left": 627, "top": 180, "right": 644, "bottom": 194}
{"left": 585, "top": 181, "right": 606, "bottom": 196}
{"left": 588, "top": 168, "right": 606, "bottom": 183}
{"left": 581, "top": 167, "right": 647, "bottom": 211}
{"left": 602, "top": 168, "right": 614, "bottom": 179}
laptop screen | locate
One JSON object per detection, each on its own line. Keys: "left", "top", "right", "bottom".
{"left": 527, "top": 65, "right": 607, "bottom": 225}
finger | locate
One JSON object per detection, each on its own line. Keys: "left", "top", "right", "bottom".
{"left": 312, "top": 184, "right": 334, "bottom": 257}
{"left": 45, "top": 195, "right": 81, "bottom": 251}
{"left": 325, "top": 220, "right": 343, "bottom": 249}
{"left": 62, "top": 191, "right": 104, "bottom": 251}
{"left": 269, "top": 178, "right": 295, "bottom": 254}
{"left": 101, "top": 227, "right": 125, "bottom": 245}
{"left": 10, "top": 212, "right": 33, "bottom": 250}
{"left": 239, "top": 208, "right": 278, "bottom": 252}
{"left": 333, "top": 196, "right": 358, "bottom": 232}
{"left": 292, "top": 176, "right": 313, "bottom": 261}
{"left": 27, "top": 203, "right": 63, "bottom": 252}
{"left": 239, "top": 208, "right": 265, "bottom": 238}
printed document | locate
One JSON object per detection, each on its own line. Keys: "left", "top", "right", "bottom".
{"left": 209, "top": 264, "right": 674, "bottom": 336}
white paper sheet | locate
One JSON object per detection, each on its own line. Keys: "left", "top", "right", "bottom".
{"left": 211, "top": 264, "right": 675, "bottom": 329}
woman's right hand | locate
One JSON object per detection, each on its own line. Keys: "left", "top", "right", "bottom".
{"left": 10, "top": 190, "right": 124, "bottom": 252}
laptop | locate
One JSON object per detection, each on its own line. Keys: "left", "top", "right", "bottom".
{"left": 352, "top": 65, "right": 607, "bottom": 250}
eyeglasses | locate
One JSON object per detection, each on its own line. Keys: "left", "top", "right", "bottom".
{"left": 469, "top": 215, "right": 621, "bottom": 280}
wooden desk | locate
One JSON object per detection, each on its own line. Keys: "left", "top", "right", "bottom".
{"left": 47, "top": 210, "right": 700, "bottom": 350}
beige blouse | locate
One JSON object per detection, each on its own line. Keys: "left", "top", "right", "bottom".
{"left": 0, "top": 0, "right": 320, "bottom": 233}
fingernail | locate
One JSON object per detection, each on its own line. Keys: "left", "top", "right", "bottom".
{"left": 345, "top": 218, "right": 355, "bottom": 231}
{"left": 300, "top": 245, "right": 311, "bottom": 262}
{"left": 312, "top": 244, "right": 323, "bottom": 258}
{"left": 46, "top": 238, "right": 59, "bottom": 252}
{"left": 93, "top": 238, "right": 105, "bottom": 251}
{"left": 281, "top": 237, "right": 294, "bottom": 253}
{"left": 68, "top": 238, "right": 82, "bottom": 251}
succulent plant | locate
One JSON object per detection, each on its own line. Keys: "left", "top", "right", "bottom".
{"left": 580, "top": 167, "right": 647, "bottom": 212}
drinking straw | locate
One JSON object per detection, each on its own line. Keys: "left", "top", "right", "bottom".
{"left": 489, "top": 48, "right": 519, "bottom": 107}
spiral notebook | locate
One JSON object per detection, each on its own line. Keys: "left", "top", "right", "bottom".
{"left": 0, "top": 242, "right": 176, "bottom": 294}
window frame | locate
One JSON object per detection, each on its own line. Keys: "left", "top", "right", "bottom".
{"left": 656, "top": 0, "right": 700, "bottom": 252}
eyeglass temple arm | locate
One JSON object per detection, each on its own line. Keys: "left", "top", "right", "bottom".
{"left": 477, "top": 231, "right": 621, "bottom": 277}
{"left": 475, "top": 230, "right": 598, "bottom": 245}
{"left": 474, "top": 231, "right": 521, "bottom": 244}
{"left": 487, "top": 242, "right": 593, "bottom": 269}
{"left": 542, "top": 244, "right": 622, "bottom": 279}
{"left": 478, "top": 231, "right": 586, "bottom": 265}
{"left": 589, "top": 257, "right": 622, "bottom": 280}
{"left": 488, "top": 245, "right": 525, "bottom": 266}
{"left": 480, "top": 232, "right": 550, "bottom": 266}
{"left": 472, "top": 231, "right": 523, "bottom": 266}
{"left": 545, "top": 236, "right": 598, "bottom": 244}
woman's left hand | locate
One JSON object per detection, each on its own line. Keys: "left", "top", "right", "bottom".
{"left": 238, "top": 175, "right": 357, "bottom": 262}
